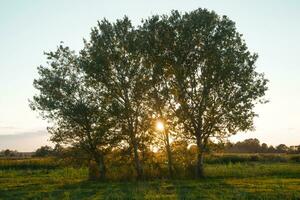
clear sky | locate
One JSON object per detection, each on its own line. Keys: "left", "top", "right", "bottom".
{"left": 0, "top": 0, "right": 299, "bottom": 151}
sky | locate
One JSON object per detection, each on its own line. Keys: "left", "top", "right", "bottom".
{"left": 0, "top": 0, "right": 299, "bottom": 151}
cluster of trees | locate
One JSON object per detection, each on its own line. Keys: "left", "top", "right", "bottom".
{"left": 0, "top": 146, "right": 58, "bottom": 158}
{"left": 0, "top": 149, "right": 33, "bottom": 158}
{"left": 34, "top": 145, "right": 58, "bottom": 157}
{"left": 225, "top": 138, "right": 300, "bottom": 154}
{"left": 0, "top": 149, "right": 19, "bottom": 157}
{"left": 30, "top": 8, "right": 267, "bottom": 180}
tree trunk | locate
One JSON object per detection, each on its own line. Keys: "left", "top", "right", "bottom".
{"left": 88, "top": 160, "right": 98, "bottom": 180}
{"left": 98, "top": 154, "right": 106, "bottom": 180}
{"left": 196, "top": 137, "right": 205, "bottom": 178}
{"left": 165, "top": 131, "right": 174, "bottom": 178}
{"left": 133, "top": 140, "right": 143, "bottom": 180}
{"left": 89, "top": 154, "right": 106, "bottom": 181}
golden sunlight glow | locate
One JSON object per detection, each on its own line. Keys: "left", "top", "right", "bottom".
{"left": 156, "top": 120, "right": 165, "bottom": 132}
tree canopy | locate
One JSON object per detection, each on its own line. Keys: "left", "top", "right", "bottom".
{"left": 31, "top": 8, "right": 268, "bottom": 179}
{"left": 30, "top": 45, "right": 118, "bottom": 180}
{"left": 141, "top": 9, "right": 267, "bottom": 177}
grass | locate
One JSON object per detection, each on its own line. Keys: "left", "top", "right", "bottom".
{"left": 0, "top": 162, "right": 299, "bottom": 199}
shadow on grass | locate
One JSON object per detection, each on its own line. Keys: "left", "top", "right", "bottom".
{"left": 0, "top": 178, "right": 299, "bottom": 200}
{"left": 173, "top": 178, "right": 300, "bottom": 200}
{"left": 0, "top": 182, "right": 46, "bottom": 200}
{"left": 0, "top": 180, "right": 148, "bottom": 200}
{"left": 48, "top": 180, "right": 167, "bottom": 199}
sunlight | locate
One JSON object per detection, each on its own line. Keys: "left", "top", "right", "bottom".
{"left": 155, "top": 120, "right": 165, "bottom": 132}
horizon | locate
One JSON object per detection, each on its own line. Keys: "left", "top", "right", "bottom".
{"left": 0, "top": 132, "right": 296, "bottom": 153}
{"left": 1, "top": 0, "right": 300, "bottom": 151}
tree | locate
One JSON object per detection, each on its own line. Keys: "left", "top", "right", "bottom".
{"left": 261, "top": 143, "right": 268, "bottom": 153}
{"left": 3, "top": 149, "right": 11, "bottom": 157}
{"left": 234, "top": 138, "right": 261, "bottom": 153}
{"left": 276, "top": 144, "right": 289, "bottom": 153}
{"left": 142, "top": 9, "right": 268, "bottom": 177}
{"left": 3, "top": 149, "right": 16, "bottom": 157}
{"left": 81, "top": 17, "right": 153, "bottom": 179}
{"left": 289, "top": 145, "right": 300, "bottom": 154}
{"left": 30, "top": 45, "right": 117, "bottom": 180}
{"left": 146, "top": 57, "right": 177, "bottom": 178}
{"left": 35, "top": 145, "right": 53, "bottom": 157}
{"left": 268, "top": 145, "right": 276, "bottom": 153}
{"left": 152, "top": 119, "right": 175, "bottom": 178}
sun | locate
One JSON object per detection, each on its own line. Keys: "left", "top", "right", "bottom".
{"left": 155, "top": 120, "right": 165, "bottom": 131}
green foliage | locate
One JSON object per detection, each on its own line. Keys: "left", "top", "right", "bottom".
{"left": 224, "top": 139, "right": 300, "bottom": 153}
{"left": 0, "top": 149, "right": 20, "bottom": 157}
{"left": 31, "top": 8, "right": 268, "bottom": 179}
{"left": 290, "top": 155, "right": 300, "bottom": 163}
{"left": 141, "top": 8, "right": 268, "bottom": 176}
{"left": 30, "top": 45, "right": 119, "bottom": 180}
{"left": 82, "top": 17, "right": 154, "bottom": 179}
{"left": 205, "top": 154, "right": 291, "bottom": 164}
{"left": 34, "top": 145, "right": 54, "bottom": 157}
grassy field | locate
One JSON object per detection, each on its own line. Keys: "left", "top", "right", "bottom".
{"left": 0, "top": 160, "right": 299, "bottom": 200}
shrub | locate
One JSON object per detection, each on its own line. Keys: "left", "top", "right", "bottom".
{"left": 290, "top": 155, "right": 300, "bottom": 163}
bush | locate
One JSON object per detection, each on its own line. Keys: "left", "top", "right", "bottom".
{"left": 259, "top": 154, "right": 289, "bottom": 162}
{"left": 206, "top": 154, "right": 251, "bottom": 164}
{"left": 290, "top": 155, "right": 300, "bottom": 163}
{"left": 205, "top": 153, "right": 295, "bottom": 164}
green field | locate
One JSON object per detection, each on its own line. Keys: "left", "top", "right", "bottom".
{"left": 0, "top": 160, "right": 299, "bottom": 200}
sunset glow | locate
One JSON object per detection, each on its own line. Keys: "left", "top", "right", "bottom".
{"left": 155, "top": 120, "right": 165, "bottom": 132}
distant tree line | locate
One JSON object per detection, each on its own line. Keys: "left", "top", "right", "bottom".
{"left": 223, "top": 138, "right": 300, "bottom": 154}
{"left": 30, "top": 8, "right": 267, "bottom": 180}
{"left": 0, "top": 149, "right": 33, "bottom": 158}
{"left": 1, "top": 138, "right": 298, "bottom": 159}
{"left": 31, "top": 139, "right": 298, "bottom": 158}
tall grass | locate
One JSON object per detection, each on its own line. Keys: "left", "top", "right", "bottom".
{"left": 0, "top": 153, "right": 299, "bottom": 180}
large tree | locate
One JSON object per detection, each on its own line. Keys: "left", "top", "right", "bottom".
{"left": 142, "top": 9, "right": 268, "bottom": 177}
{"left": 30, "top": 45, "right": 117, "bottom": 180}
{"left": 31, "top": 8, "right": 268, "bottom": 180}
{"left": 81, "top": 17, "right": 153, "bottom": 179}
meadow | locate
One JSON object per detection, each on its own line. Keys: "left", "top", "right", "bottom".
{"left": 0, "top": 154, "right": 299, "bottom": 200}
